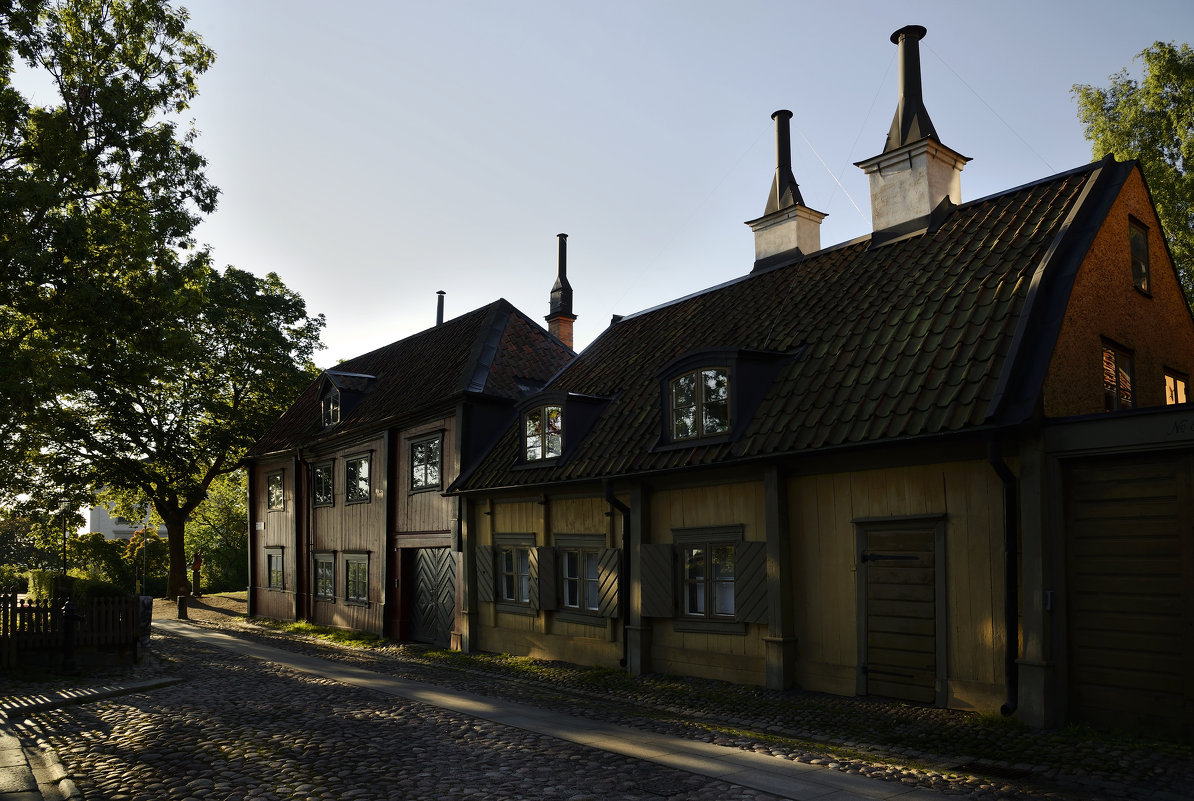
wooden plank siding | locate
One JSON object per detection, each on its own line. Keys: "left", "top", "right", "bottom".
{"left": 394, "top": 417, "right": 456, "bottom": 536}
{"left": 308, "top": 435, "right": 387, "bottom": 635}
{"left": 647, "top": 480, "right": 768, "bottom": 686}
{"left": 475, "top": 494, "right": 623, "bottom": 668}
{"left": 1063, "top": 453, "right": 1194, "bottom": 740}
{"left": 788, "top": 459, "right": 1007, "bottom": 711}
{"left": 252, "top": 457, "right": 297, "bottom": 622}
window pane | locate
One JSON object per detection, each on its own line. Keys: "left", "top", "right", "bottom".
{"left": 267, "top": 474, "right": 283, "bottom": 510}
{"left": 686, "top": 581, "right": 705, "bottom": 615}
{"left": 703, "top": 400, "right": 729, "bottom": 434}
{"left": 684, "top": 546, "right": 705, "bottom": 580}
{"left": 1168, "top": 375, "right": 1188, "bottom": 405}
{"left": 713, "top": 580, "right": 735, "bottom": 616}
{"left": 1130, "top": 223, "right": 1150, "bottom": 292}
{"left": 525, "top": 409, "right": 543, "bottom": 460}
{"left": 347, "top": 457, "right": 370, "bottom": 501}
{"left": 673, "top": 373, "right": 696, "bottom": 408}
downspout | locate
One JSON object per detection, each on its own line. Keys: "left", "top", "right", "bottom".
{"left": 988, "top": 437, "right": 1019, "bottom": 716}
{"left": 604, "top": 480, "right": 632, "bottom": 669}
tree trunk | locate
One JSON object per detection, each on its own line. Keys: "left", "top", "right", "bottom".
{"left": 163, "top": 514, "right": 190, "bottom": 597}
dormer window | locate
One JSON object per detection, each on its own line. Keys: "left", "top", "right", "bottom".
{"left": 1129, "top": 218, "right": 1150, "bottom": 294}
{"left": 670, "top": 368, "right": 729, "bottom": 440}
{"left": 525, "top": 405, "right": 562, "bottom": 461}
{"left": 321, "top": 389, "right": 341, "bottom": 428}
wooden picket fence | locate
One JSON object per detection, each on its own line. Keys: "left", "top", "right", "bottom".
{"left": 0, "top": 592, "right": 141, "bottom": 669}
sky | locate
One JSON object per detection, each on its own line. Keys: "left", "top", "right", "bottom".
{"left": 163, "top": 1, "right": 1194, "bottom": 364}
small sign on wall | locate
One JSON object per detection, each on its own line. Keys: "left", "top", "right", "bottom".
{"left": 255, "top": 522, "right": 264, "bottom": 531}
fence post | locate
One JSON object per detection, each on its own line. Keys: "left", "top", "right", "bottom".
{"left": 61, "top": 597, "right": 82, "bottom": 674}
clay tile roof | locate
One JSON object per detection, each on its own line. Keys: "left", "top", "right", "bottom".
{"left": 456, "top": 159, "right": 1130, "bottom": 492}
{"left": 247, "top": 300, "right": 574, "bottom": 458}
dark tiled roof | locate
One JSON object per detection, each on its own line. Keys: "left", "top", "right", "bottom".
{"left": 457, "top": 159, "right": 1127, "bottom": 491}
{"left": 247, "top": 300, "right": 574, "bottom": 458}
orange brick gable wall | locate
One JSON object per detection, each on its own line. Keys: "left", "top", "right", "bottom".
{"left": 1043, "top": 167, "right": 1194, "bottom": 417}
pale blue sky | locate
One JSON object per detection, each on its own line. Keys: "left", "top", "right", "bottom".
{"left": 173, "top": 2, "right": 1193, "bottom": 363}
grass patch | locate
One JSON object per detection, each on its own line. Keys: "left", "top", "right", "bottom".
{"left": 251, "top": 618, "right": 385, "bottom": 648}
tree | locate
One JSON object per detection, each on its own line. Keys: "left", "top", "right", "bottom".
{"left": 61, "top": 266, "right": 323, "bottom": 596}
{"left": 1074, "top": 41, "right": 1194, "bottom": 296}
{"left": 183, "top": 468, "right": 248, "bottom": 593}
{"left": 2, "top": 1, "right": 324, "bottom": 596}
{"left": 1, "top": 0, "right": 216, "bottom": 501}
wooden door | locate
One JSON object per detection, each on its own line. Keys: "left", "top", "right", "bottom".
{"left": 1063, "top": 452, "right": 1194, "bottom": 739}
{"left": 858, "top": 520, "right": 944, "bottom": 705}
{"left": 411, "top": 547, "right": 454, "bottom": 647}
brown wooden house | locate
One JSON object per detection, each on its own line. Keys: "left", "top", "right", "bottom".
{"left": 245, "top": 296, "right": 574, "bottom": 646}
{"left": 449, "top": 26, "right": 1194, "bottom": 737}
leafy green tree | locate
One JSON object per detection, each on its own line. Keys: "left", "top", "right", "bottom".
{"left": 1074, "top": 41, "right": 1194, "bottom": 295}
{"left": 2, "top": 1, "right": 324, "bottom": 595}
{"left": 64, "top": 266, "right": 322, "bottom": 596}
{"left": 1, "top": 0, "right": 215, "bottom": 499}
{"left": 184, "top": 468, "right": 248, "bottom": 594}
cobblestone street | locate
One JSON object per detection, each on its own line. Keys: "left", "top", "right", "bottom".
{"left": 15, "top": 629, "right": 787, "bottom": 801}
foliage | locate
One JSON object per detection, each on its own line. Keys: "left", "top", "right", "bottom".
{"left": 1074, "top": 41, "right": 1194, "bottom": 296}
{"left": 27, "top": 568, "right": 58, "bottom": 599}
{"left": 0, "top": 502, "right": 82, "bottom": 571}
{"left": 184, "top": 469, "right": 248, "bottom": 593}
{"left": 1, "top": 1, "right": 324, "bottom": 596}
{"left": 252, "top": 619, "right": 384, "bottom": 648}
{"left": 0, "top": 564, "right": 27, "bottom": 591}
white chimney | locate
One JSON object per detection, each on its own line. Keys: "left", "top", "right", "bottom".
{"left": 854, "top": 26, "right": 969, "bottom": 235}
{"left": 746, "top": 110, "right": 826, "bottom": 269}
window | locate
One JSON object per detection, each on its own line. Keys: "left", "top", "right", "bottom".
{"left": 1165, "top": 371, "right": 1188, "bottom": 405}
{"left": 266, "top": 549, "right": 284, "bottom": 590}
{"left": 267, "top": 472, "right": 284, "bottom": 511}
{"left": 345, "top": 554, "right": 368, "bottom": 604}
{"left": 321, "top": 389, "right": 341, "bottom": 427}
{"left": 1103, "top": 342, "right": 1135, "bottom": 411}
{"left": 524, "top": 405, "right": 562, "bottom": 461}
{"left": 1129, "top": 218, "right": 1150, "bottom": 293}
{"left": 562, "top": 547, "right": 600, "bottom": 612}
{"left": 345, "top": 455, "right": 370, "bottom": 503}
{"left": 670, "top": 368, "right": 729, "bottom": 440}
{"left": 314, "top": 554, "right": 334, "bottom": 600}
{"left": 499, "top": 545, "right": 531, "bottom": 604}
{"left": 681, "top": 542, "right": 736, "bottom": 619}
{"left": 410, "top": 435, "right": 442, "bottom": 491}
{"left": 312, "top": 462, "right": 333, "bottom": 507}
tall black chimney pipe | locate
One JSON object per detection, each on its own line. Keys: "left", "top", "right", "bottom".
{"left": 885, "top": 25, "right": 938, "bottom": 152}
{"left": 765, "top": 110, "right": 804, "bottom": 215}
{"left": 549, "top": 233, "right": 572, "bottom": 317}
{"left": 436, "top": 290, "right": 445, "bottom": 326}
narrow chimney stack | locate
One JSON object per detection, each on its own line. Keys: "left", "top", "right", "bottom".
{"left": 746, "top": 110, "right": 826, "bottom": 271}
{"left": 855, "top": 25, "right": 970, "bottom": 237}
{"left": 436, "top": 290, "right": 445, "bottom": 326}
{"left": 546, "top": 233, "right": 577, "bottom": 350}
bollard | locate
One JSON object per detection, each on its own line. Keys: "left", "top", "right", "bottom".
{"left": 177, "top": 595, "right": 188, "bottom": 620}
{"left": 61, "top": 597, "right": 83, "bottom": 674}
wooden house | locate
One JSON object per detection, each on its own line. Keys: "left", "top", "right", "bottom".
{"left": 449, "top": 26, "right": 1194, "bottom": 737}
{"left": 245, "top": 293, "right": 574, "bottom": 646}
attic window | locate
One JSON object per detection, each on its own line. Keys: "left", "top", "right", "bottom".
{"left": 1129, "top": 218, "right": 1150, "bottom": 294}
{"left": 321, "top": 389, "right": 341, "bottom": 428}
{"left": 525, "top": 405, "right": 562, "bottom": 461}
{"left": 670, "top": 368, "right": 730, "bottom": 440}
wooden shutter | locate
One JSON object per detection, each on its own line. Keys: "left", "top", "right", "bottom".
{"left": 597, "top": 547, "right": 620, "bottom": 618}
{"left": 532, "top": 546, "right": 556, "bottom": 612}
{"left": 475, "top": 545, "right": 494, "bottom": 604}
{"left": 734, "top": 541, "right": 768, "bottom": 624}
{"left": 640, "top": 543, "right": 674, "bottom": 618}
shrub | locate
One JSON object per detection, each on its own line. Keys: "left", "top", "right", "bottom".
{"left": 0, "top": 565, "right": 28, "bottom": 592}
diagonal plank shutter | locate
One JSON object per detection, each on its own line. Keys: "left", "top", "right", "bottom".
{"left": 640, "top": 543, "right": 675, "bottom": 618}
{"left": 475, "top": 545, "right": 494, "bottom": 604}
{"left": 597, "top": 547, "right": 620, "bottom": 618}
{"left": 734, "top": 541, "right": 768, "bottom": 624}
{"left": 533, "top": 546, "right": 556, "bottom": 612}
